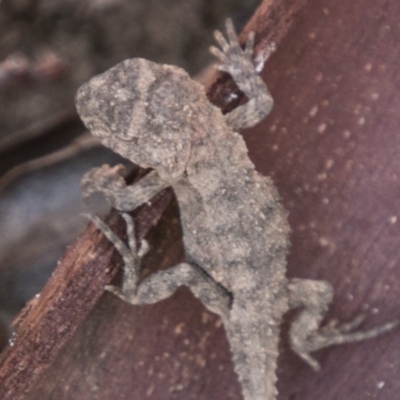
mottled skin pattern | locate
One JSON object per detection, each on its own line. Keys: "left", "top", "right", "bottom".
{"left": 76, "top": 20, "right": 398, "bottom": 400}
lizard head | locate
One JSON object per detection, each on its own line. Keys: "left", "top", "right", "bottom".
{"left": 75, "top": 58, "right": 206, "bottom": 181}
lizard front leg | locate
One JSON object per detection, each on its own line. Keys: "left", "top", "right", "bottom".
{"left": 210, "top": 19, "right": 274, "bottom": 130}
{"left": 287, "top": 278, "right": 398, "bottom": 371}
{"left": 81, "top": 164, "right": 170, "bottom": 212}
{"left": 85, "top": 212, "right": 232, "bottom": 323}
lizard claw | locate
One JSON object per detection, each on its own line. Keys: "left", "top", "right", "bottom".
{"left": 105, "top": 284, "right": 129, "bottom": 300}
{"left": 209, "top": 18, "right": 256, "bottom": 76}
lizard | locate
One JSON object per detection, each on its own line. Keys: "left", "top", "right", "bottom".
{"left": 76, "top": 19, "right": 398, "bottom": 400}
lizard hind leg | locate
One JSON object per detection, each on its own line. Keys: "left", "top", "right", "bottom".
{"left": 287, "top": 278, "right": 399, "bottom": 371}
{"left": 83, "top": 213, "right": 232, "bottom": 321}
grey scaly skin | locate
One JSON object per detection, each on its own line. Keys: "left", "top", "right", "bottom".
{"left": 76, "top": 19, "right": 398, "bottom": 400}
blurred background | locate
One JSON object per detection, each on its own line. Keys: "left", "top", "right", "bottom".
{"left": 0, "top": 0, "right": 259, "bottom": 350}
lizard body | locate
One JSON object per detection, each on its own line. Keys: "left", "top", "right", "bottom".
{"left": 76, "top": 20, "right": 397, "bottom": 400}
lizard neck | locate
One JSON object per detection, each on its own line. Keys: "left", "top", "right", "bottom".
{"left": 186, "top": 114, "right": 258, "bottom": 198}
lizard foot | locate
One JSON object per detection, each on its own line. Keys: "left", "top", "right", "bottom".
{"left": 209, "top": 18, "right": 273, "bottom": 130}
{"left": 292, "top": 314, "right": 398, "bottom": 371}
{"left": 209, "top": 18, "right": 255, "bottom": 78}
{"left": 81, "top": 164, "right": 128, "bottom": 204}
{"left": 83, "top": 212, "right": 149, "bottom": 299}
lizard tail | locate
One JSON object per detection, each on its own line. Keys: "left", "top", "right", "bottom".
{"left": 225, "top": 314, "right": 280, "bottom": 400}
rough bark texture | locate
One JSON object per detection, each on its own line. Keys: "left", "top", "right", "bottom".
{"left": 1, "top": 0, "right": 400, "bottom": 399}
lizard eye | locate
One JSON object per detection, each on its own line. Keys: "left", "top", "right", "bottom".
{"left": 115, "top": 130, "right": 136, "bottom": 141}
